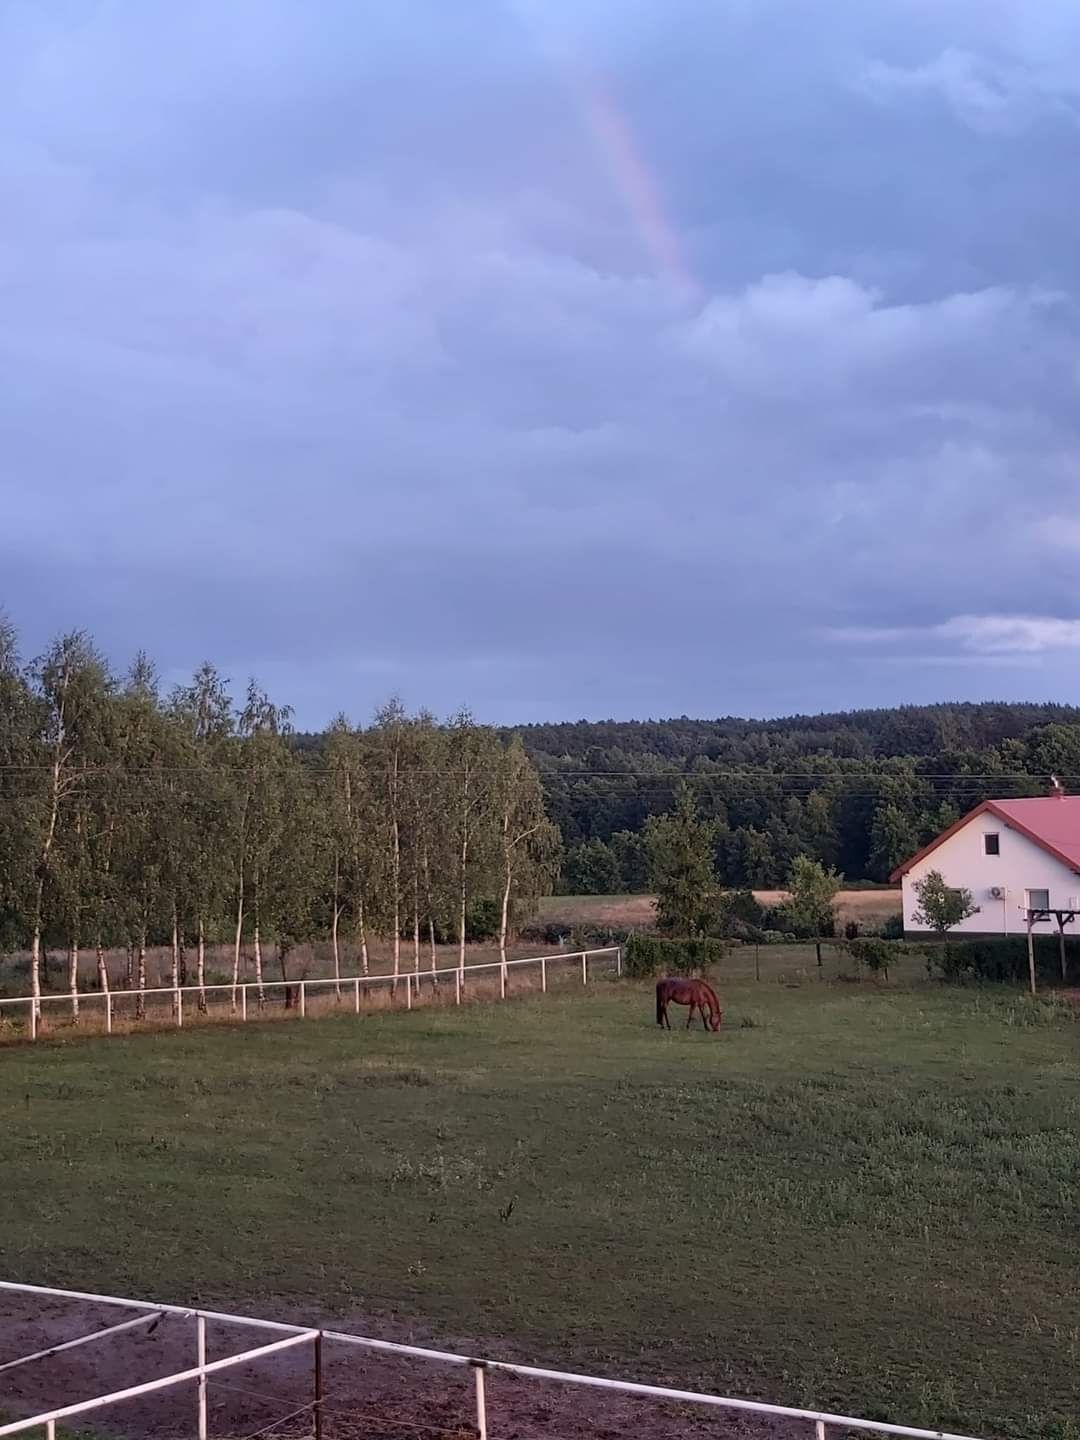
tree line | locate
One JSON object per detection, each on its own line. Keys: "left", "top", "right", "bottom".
{"left": 0, "top": 622, "right": 559, "bottom": 1019}
{"left": 511, "top": 705, "right": 1080, "bottom": 890}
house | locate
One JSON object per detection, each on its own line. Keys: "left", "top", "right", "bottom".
{"left": 891, "top": 792, "right": 1080, "bottom": 937}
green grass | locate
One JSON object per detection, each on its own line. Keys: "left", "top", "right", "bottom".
{"left": 1, "top": 966, "right": 1078, "bottom": 1439}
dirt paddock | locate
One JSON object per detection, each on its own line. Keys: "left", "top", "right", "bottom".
{"left": 0, "top": 1294, "right": 798, "bottom": 1440}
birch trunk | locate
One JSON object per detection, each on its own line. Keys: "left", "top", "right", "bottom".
{"left": 357, "top": 896, "right": 370, "bottom": 979}
{"left": 96, "top": 940, "right": 109, "bottom": 998}
{"left": 68, "top": 935, "right": 80, "bottom": 1023}
{"left": 136, "top": 929, "right": 147, "bottom": 1020}
{"left": 196, "top": 914, "right": 207, "bottom": 1013}
{"left": 30, "top": 659, "right": 72, "bottom": 1013}
{"left": 253, "top": 912, "right": 265, "bottom": 1005}
{"left": 171, "top": 905, "right": 181, "bottom": 1017}
{"left": 331, "top": 853, "right": 342, "bottom": 999}
{"left": 231, "top": 883, "right": 245, "bottom": 1011}
{"left": 124, "top": 941, "right": 134, "bottom": 990}
{"left": 412, "top": 871, "right": 421, "bottom": 992}
{"left": 422, "top": 845, "right": 439, "bottom": 987}
{"left": 499, "top": 867, "right": 512, "bottom": 983}
{"left": 391, "top": 811, "right": 401, "bottom": 996}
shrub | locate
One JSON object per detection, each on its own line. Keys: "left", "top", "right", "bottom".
{"left": 877, "top": 913, "right": 905, "bottom": 941}
{"left": 925, "top": 936, "right": 1080, "bottom": 986}
{"left": 623, "top": 933, "right": 726, "bottom": 978}
{"left": 847, "top": 937, "right": 907, "bottom": 981}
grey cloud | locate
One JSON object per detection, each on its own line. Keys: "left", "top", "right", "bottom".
{"left": 3, "top": 1, "right": 1080, "bottom": 725}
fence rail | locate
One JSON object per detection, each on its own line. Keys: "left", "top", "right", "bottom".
{"left": 0, "top": 947, "right": 623, "bottom": 1041}
{"left": 0, "top": 1281, "right": 989, "bottom": 1440}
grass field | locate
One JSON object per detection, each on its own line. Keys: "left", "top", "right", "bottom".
{"left": 1, "top": 956, "right": 1078, "bottom": 1439}
{"left": 537, "top": 890, "right": 903, "bottom": 932}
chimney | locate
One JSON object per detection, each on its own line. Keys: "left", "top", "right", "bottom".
{"left": 1050, "top": 774, "right": 1066, "bottom": 799}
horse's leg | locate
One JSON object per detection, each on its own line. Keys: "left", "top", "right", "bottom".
{"left": 685, "top": 1003, "right": 694, "bottom": 1030}
{"left": 701, "top": 1005, "right": 709, "bottom": 1031}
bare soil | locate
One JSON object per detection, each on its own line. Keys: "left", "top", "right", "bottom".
{"left": 0, "top": 1294, "right": 796, "bottom": 1440}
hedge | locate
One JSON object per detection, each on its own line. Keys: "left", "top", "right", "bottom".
{"left": 623, "top": 934, "right": 726, "bottom": 978}
{"left": 925, "top": 935, "right": 1080, "bottom": 985}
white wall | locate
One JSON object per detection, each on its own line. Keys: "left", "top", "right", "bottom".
{"left": 902, "top": 812, "right": 1080, "bottom": 936}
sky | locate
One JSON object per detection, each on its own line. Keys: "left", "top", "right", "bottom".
{"left": 3, "top": 0, "right": 1080, "bottom": 728}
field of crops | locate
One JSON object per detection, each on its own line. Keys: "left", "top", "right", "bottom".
{"left": 2, "top": 954, "right": 1077, "bottom": 1439}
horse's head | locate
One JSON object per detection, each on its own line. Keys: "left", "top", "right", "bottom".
{"left": 710, "top": 1010, "right": 723, "bottom": 1032}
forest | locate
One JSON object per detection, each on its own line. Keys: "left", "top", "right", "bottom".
{"left": 512, "top": 704, "right": 1080, "bottom": 892}
{"left": 7, "top": 613, "right": 1080, "bottom": 1017}
{"left": 0, "top": 622, "right": 559, "bottom": 1016}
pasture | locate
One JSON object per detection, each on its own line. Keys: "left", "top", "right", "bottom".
{"left": 537, "top": 888, "right": 903, "bottom": 932}
{"left": 1, "top": 958, "right": 1077, "bottom": 1440}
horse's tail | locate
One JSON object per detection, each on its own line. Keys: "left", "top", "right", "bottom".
{"left": 656, "top": 982, "right": 664, "bottom": 1025}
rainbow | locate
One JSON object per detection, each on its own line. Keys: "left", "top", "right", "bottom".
{"left": 514, "top": 4, "right": 702, "bottom": 300}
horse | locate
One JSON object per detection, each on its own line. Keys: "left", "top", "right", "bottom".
{"left": 655, "top": 977, "right": 723, "bottom": 1032}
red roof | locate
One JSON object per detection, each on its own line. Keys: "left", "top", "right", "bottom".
{"left": 890, "top": 796, "right": 1080, "bottom": 881}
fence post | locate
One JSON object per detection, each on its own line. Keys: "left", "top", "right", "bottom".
{"left": 196, "top": 1314, "right": 208, "bottom": 1440}
{"left": 177, "top": 989, "right": 184, "bottom": 1029}
{"left": 354, "top": 977, "right": 361, "bottom": 1015}
{"left": 241, "top": 986, "right": 247, "bottom": 1023}
{"left": 581, "top": 950, "right": 588, "bottom": 985}
{"left": 313, "top": 1331, "right": 324, "bottom": 1440}
{"left": 472, "top": 1362, "right": 488, "bottom": 1440}
{"left": 541, "top": 955, "right": 547, "bottom": 993}
{"left": 816, "top": 1421, "right": 826, "bottom": 1440}
{"left": 30, "top": 1001, "right": 37, "bottom": 1043}
{"left": 500, "top": 965, "right": 506, "bottom": 1001}
{"left": 455, "top": 969, "right": 461, "bottom": 1006}
{"left": 47, "top": 1421, "right": 55, "bottom": 1440}
{"left": 616, "top": 946, "right": 622, "bottom": 978}
{"left": 105, "top": 992, "right": 113, "bottom": 1035}
{"left": 299, "top": 982, "right": 307, "bottom": 1019}
{"left": 406, "top": 974, "right": 412, "bottom": 1010}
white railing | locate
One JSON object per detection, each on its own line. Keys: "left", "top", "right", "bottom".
{"left": 0, "top": 947, "right": 623, "bottom": 1041}
{"left": 0, "top": 1281, "right": 990, "bottom": 1440}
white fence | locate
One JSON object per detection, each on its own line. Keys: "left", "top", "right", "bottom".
{"left": 0, "top": 1281, "right": 989, "bottom": 1440}
{"left": 0, "top": 947, "right": 622, "bottom": 1041}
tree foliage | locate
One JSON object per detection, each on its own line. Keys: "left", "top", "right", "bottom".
{"left": 911, "top": 870, "right": 979, "bottom": 935}
{"left": 0, "top": 623, "right": 558, "bottom": 1006}
{"left": 645, "top": 785, "right": 719, "bottom": 938}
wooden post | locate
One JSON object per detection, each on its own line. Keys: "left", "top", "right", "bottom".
{"left": 354, "top": 977, "right": 361, "bottom": 1014}
{"left": 313, "top": 1331, "right": 323, "bottom": 1440}
{"left": 541, "top": 955, "right": 547, "bottom": 993}
{"left": 1027, "top": 913, "right": 1037, "bottom": 997}
{"left": 241, "top": 986, "right": 247, "bottom": 1023}
{"left": 472, "top": 1362, "right": 488, "bottom": 1440}
{"left": 1058, "top": 915, "right": 1068, "bottom": 984}
{"left": 299, "top": 982, "right": 307, "bottom": 1018}
{"left": 196, "top": 1314, "right": 208, "bottom": 1440}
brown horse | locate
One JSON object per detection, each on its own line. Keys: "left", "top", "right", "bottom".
{"left": 656, "top": 977, "right": 723, "bottom": 1032}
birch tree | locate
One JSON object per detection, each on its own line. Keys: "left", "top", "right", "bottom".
{"left": 26, "top": 634, "right": 111, "bottom": 1020}
{"left": 494, "top": 735, "right": 561, "bottom": 977}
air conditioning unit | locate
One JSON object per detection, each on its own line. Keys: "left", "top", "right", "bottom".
{"left": 989, "top": 885, "right": 1008, "bottom": 900}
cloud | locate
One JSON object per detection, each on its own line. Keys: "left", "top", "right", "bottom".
{"left": 857, "top": 48, "right": 1080, "bottom": 135}
{"left": 3, "top": 1, "right": 1080, "bottom": 723}
{"left": 829, "top": 615, "right": 1080, "bottom": 656}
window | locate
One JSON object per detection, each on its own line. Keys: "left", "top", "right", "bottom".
{"left": 984, "top": 833, "right": 1000, "bottom": 856}
{"left": 1026, "top": 889, "right": 1050, "bottom": 912}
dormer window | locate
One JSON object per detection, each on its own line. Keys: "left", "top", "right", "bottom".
{"left": 984, "top": 833, "right": 1000, "bottom": 856}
